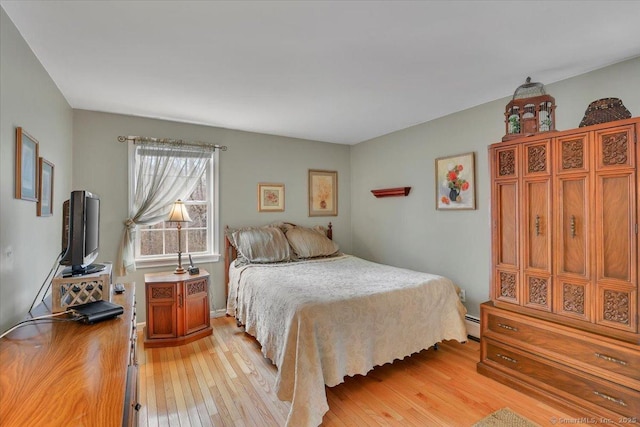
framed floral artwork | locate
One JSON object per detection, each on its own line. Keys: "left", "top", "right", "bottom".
{"left": 309, "top": 169, "right": 337, "bottom": 216}
{"left": 435, "top": 152, "right": 476, "bottom": 210}
{"left": 258, "top": 183, "right": 285, "bottom": 212}
{"left": 15, "top": 127, "right": 39, "bottom": 202}
{"left": 37, "top": 158, "right": 54, "bottom": 217}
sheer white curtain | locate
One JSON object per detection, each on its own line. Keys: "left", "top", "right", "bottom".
{"left": 116, "top": 142, "right": 212, "bottom": 276}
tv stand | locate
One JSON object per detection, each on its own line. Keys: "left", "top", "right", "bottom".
{"left": 52, "top": 263, "right": 112, "bottom": 312}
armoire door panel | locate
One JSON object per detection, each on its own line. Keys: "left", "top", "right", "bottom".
{"left": 524, "top": 273, "right": 552, "bottom": 311}
{"left": 495, "top": 146, "right": 519, "bottom": 178}
{"left": 556, "top": 133, "right": 590, "bottom": 175}
{"left": 524, "top": 179, "right": 551, "bottom": 271}
{"left": 595, "top": 125, "right": 635, "bottom": 171}
{"left": 523, "top": 140, "right": 551, "bottom": 177}
{"left": 496, "top": 182, "right": 518, "bottom": 267}
{"left": 554, "top": 278, "right": 592, "bottom": 322}
{"left": 597, "top": 173, "right": 635, "bottom": 284}
{"left": 596, "top": 284, "right": 637, "bottom": 333}
{"left": 557, "top": 177, "right": 589, "bottom": 278}
{"left": 495, "top": 268, "right": 519, "bottom": 303}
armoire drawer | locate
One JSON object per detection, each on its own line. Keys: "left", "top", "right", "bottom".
{"left": 484, "top": 309, "right": 640, "bottom": 383}
{"left": 483, "top": 339, "right": 640, "bottom": 418}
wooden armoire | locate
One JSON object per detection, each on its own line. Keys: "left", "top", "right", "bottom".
{"left": 478, "top": 117, "right": 639, "bottom": 423}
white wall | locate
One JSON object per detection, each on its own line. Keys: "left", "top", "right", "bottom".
{"left": 72, "top": 110, "right": 351, "bottom": 322}
{"left": 350, "top": 57, "right": 640, "bottom": 318}
{"left": 0, "top": 8, "right": 73, "bottom": 332}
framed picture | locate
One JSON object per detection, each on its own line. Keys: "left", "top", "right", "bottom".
{"left": 37, "top": 158, "right": 54, "bottom": 217}
{"left": 15, "top": 127, "right": 39, "bottom": 201}
{"left": 258, "top": 183, "right": 285, "bottom": 212}
{"left": 308, "top": 169, "right": 338, "bottom": 216}
{"left": 435, "top": 152, "right": 476, "bottom": 210}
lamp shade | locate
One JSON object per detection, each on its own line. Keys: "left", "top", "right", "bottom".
{"left": 167, "top": 200, "right": 192, "bottom": 222}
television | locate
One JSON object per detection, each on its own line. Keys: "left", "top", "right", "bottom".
{"left": 60, "top": 190, "right": 104, "bottom": 276}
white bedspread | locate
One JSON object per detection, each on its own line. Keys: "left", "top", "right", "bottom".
{"left": 226, "top": 255, "right": 467, "bottom": 427}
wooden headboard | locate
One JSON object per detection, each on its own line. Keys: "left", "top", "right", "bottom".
{"left": 224, "top": 222, "right": 333, "bottom": 297}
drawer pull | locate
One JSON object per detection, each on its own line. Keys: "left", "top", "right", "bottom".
{"left": 593, "top": 391, "right": 627, "bottom": 407}
{"left": 595, "top": 352, "right": 627, "bottom": 366}
{"left": 497, "top": 323, "right": 519, "bottom": 332}
{"left": 496, "top": 353, "right": 518, "bottom": 364}
{"left": 535, "top": 215, "right": 541, "bottom": 236}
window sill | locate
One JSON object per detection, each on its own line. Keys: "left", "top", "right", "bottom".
{"left": 135, "top": 253, "right": 220, "bottom": 269}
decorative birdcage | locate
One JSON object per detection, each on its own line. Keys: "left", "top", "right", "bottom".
{"left": 503, "top": 77, "right": 556, "bottom": 141}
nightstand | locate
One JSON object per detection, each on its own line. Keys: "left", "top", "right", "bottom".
{"left": 143, "top": 269, "right": 213, "bottom": 348}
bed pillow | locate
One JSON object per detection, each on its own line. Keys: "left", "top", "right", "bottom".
{"left": 284, "top": 226, "right": 339, "bottom": 259}
{"left": 231, "top": 226, "right": 291, "bottom": 263}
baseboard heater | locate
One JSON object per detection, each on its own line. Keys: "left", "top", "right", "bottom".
{"left": 465, "top": 314, "right": 480, "bottom": 341}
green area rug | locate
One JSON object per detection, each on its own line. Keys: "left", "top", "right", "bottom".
{"left": 473, "top": 407, "right": 540, "bottom": 427}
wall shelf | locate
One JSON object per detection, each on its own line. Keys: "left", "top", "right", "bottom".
{"left": 371, "top": 187, "right": 411, "bottom": 198}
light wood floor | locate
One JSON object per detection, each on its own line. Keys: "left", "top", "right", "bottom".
{"left": 138, "top": 316, "right": 583, "bottom": 427}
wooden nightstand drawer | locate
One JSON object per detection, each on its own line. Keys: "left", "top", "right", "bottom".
{"left": 483, "top": 339, "right": 640, "bottom": 419}
{"left": 483, "top": 307, "right": 640, "bottom": 384}
{"left": 147, "top": 283, "right": 176, "bottom": 301}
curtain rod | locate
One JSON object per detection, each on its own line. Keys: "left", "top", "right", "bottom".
{"left": 117, "top": 135, "right": 227, "bottom": 151}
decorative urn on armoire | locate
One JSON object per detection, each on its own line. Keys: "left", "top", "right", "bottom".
{"left": 503, "top": 77, "right": 556, "bottom": 141}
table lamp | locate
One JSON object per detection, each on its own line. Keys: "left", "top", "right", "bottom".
{"left": 167, "top": 199, "right": 192, "bottom": 274}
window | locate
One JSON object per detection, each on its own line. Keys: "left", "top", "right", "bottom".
{"left": 129, "top": 144, "right": 220, "bottom": 268}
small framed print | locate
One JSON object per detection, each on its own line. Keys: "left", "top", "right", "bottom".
{"left": 309, "top": 169, "right": 338, "bottom": 216}
{"left": 435, "top": 152, "right": 476, "bottom": 210}
{"left": 258, "top": 183, "right": 285, "bottom": 212}
{"left": 15, "top": 127, "right": 39, "bottom": 201}
{"left": 37, "top": 158, "right": 54, "bottom": 217}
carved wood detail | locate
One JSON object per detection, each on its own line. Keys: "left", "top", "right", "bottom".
{"left": 499, "top": 272, "right": 516, "bottom": 298}
{"left": 152, "top": 286, "right": 174, "bottom": 299}
{"left": 603, "top": 290, "right": 630, "bottom": 325}
{"left": 527, "top": 146, "right": 547, "bottom": 173}
{"left": 498, "top": 150, "right": 516, "bottom": 176}
{"left": 561, "top": 139, "right": 584, "bottom": 170}
{"left": 187, "top": 279, "right": 207, "bottom": 296}
{"left": 528, "top": 277, "right": 548, "bottom": 306}
{"left": 562, "top": 283, "right": 585, "bottom": 315}
{"left": 601, "top": 132, "right": 628, "bottom": 166}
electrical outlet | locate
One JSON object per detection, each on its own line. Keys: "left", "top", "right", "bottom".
{"left": 459, "top": 289, "right": 466, "bottom": 302}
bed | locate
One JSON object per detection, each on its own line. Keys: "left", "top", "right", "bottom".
{"left": 225, "top": 222, "right": 467, "bottom": 427}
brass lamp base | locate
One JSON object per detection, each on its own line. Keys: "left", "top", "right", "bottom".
{"left": 175, "top": 250, "right": 187, "bottom": 274}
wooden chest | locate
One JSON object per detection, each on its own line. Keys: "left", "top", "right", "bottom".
{"left": 478, "top": 302, "right": 640, "bottom": 423}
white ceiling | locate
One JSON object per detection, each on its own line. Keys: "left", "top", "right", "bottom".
{"left": 2, "top": 1, "right": 640, "bottom": 145}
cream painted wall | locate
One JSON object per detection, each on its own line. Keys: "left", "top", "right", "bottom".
{"left": 350, "top": 57, "right": 640, "bottom": 318}
{"left": 72, "top": 110, "right": 351, "bottom": 323}
{"left": 0, "top": 8, "right": 73, "bottom": 332}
